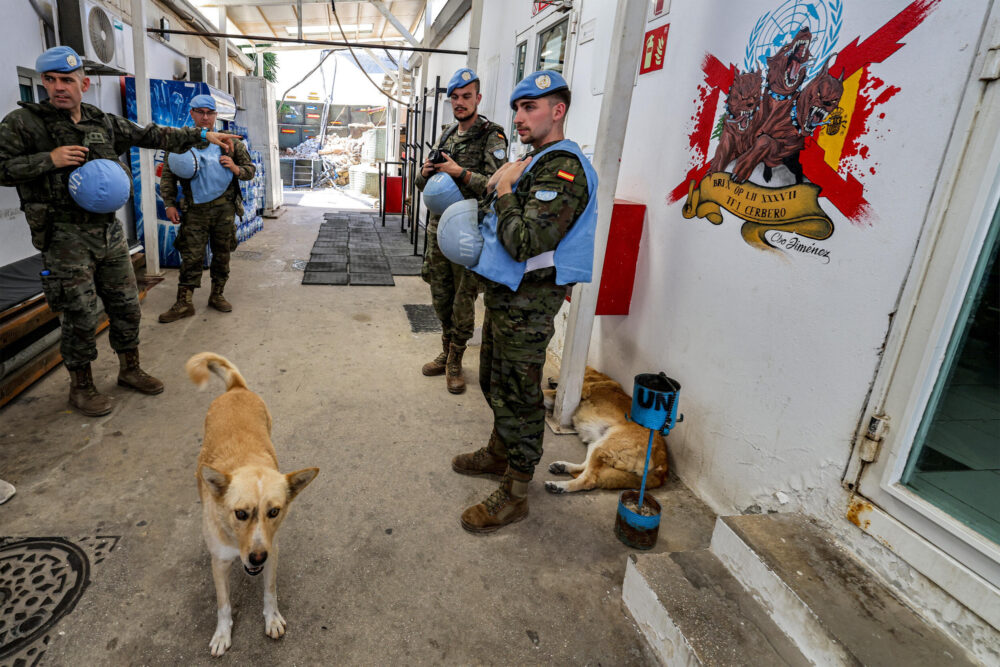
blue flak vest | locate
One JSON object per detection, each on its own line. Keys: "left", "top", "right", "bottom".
{"left": 189, "top": 143, "right": 234, "bottom": 204}
{"left": 471, "top": 139, "right": 598, "bottom": 292}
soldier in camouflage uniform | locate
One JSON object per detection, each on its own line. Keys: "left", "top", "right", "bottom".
{"left": 158, "top": 95, "right": 256, "bottom": 322}
{"left": 414, "top": 67, "right": 508, "bottom": 394}
{"left": 0, "top": 46, "right": 240, "bottom": 417}
{"left": 452, "top": 71, "right": 593, "bottom": 533}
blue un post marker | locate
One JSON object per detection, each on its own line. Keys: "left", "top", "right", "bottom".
{"left": 614, "top": 372, "right": 683, "bottom": 550}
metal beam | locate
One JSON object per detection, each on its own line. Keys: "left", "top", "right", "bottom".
{"left": 146, "top": 27, "right": 468, "bottom": 55}
{"left": 130, "top": 0, "right": 159, "bottom": 275}
{"left": 551, "top": 0, "right": 648, "bottom": 429}
{"left": 427, "top": 0, "right": 470, "bottom": 50}
{"left": 369, "top": 0, "right": 420, "bottom": 48}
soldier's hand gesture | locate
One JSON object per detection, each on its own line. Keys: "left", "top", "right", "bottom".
{"left": 435, "top": 152, "right": 462, "bottom": 178}
{"left": 219, "top": 155, "right": 240, "bottom": 175}
{"left": 50, "top": 145, "right": 88, "bottom": 168}
{"left": 205, "top": 132, "right": 241, "bottom": 154}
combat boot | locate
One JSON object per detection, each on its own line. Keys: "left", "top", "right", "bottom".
{"left": 158, "top": 285, "right": 195, "bottom": 323}
{"left": 445, "top": 343, "right": 467, "bottom": 394}
{"left": 68, "top": 364, "right": 113, "bottom": 417}
{"left": 452, "top": 429, "right": 507, "bottom": 476}
{"left": 208, "top": 281, "right": 232, "bottom": 312}
{"left": 422, "top": 335, "right": 450, "bottom": 376}
{"left": 460, "top": 467, "right": 530, "bottom": 533}
{"left": 117, "top": 348, "right": 164, "bottom": 395}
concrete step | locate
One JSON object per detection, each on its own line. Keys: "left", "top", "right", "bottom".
{"left": 712, "top": 513, "right": 976, "bottom": 666}
{"left": 623, "top": 549, "right": 811, "bottom": 666}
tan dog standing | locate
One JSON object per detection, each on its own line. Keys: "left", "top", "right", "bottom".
{"left": 186, "top": 352, "right": 319, "bottom": 657}
{"left": 543, "top": 368, "right": 668, "bottom": 493}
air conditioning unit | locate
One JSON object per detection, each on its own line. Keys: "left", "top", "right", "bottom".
{"left": 189, "top": 57, "right": 219, "bottom": 87}
{"left": 58, "top": 0, "right": 133, "bottom": 75}
{"left": 229, "top": 73, "right": 245, "bottom": 109}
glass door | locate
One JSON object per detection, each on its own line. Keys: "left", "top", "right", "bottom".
{"left": 900, "top": 209, "right": 999, "bottom": 543}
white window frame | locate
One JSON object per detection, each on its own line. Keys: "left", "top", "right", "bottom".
{"left": 845, "top": 8, "right": 1000, "bottom": 630}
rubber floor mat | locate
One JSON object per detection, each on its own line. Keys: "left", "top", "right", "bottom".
{"left": 350, "top": 272, "right": 395, "bottom": 286}
{"left": 403, "top": 304, "right": 442, "bottom": 333}
{"left": 302, "top": 271, "right": 349, "bottom": 285}
{"left": 388, "top": 256, "right": 423, "bottom": 275}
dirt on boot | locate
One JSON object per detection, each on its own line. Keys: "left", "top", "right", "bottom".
{"left": 461, "top": 471, "right": 530, "bottom": 533}
{"left": 208, "top": 283, "right": 232, "bottom": 312}
{"left": 446, "top": 343, "right": 466, "bottom": 394}
{"left": 159, "top": 285, "right": 195, "bottom": 323}
{"left": 117, "top": 349, "right": 164, "bottom": 395}
{"left": 422, "top": 335, "right": 450, "bottom": 376}
{"left": 68, "top": 365, "right": 113, "bottom": 417}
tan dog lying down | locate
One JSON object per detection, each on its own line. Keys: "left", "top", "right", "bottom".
{"left": 186, "top": 352, "right": 319, "bottom": 657}
{"left": 543, "top": 367, "right": 668, "bottom": 494}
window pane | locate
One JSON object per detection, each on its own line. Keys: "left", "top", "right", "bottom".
{"left": 902, "top": 205, "right": 1000, "bottom": 544}
{"left": 536, "top": 20, "right": 568, "bottom": 73}
{"left": 515, "top": 42, "right": 527, "bottom": 83}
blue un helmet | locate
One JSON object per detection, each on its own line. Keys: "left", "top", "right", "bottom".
{"left": 436, "top": 199, "right": 483, "bottom": 267}
{"left": 167, "top": 150, "right": 199, "bottom": 179}
{"left": 68, "top": 159, "right": 131, "bottom": 213}
{"left": 422, "top": 172, "right": 463, "bottom": 215}
{"left": 509, "top": 70, "right": 569, "bottom": 109}
{"left": 447, "top": 68, "right": 478, "bottom": 97}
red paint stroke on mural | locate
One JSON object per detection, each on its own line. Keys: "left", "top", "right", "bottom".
{"left": 669, "top": 0, "right": 939, "bottom": 223}
{"left": 668, "top": 55, "right": 732, "bottom": 204}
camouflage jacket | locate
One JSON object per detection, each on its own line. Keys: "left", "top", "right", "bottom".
{"left": 160, "top": 138, "right": 255, "bottom": 217}
{"left": 493, "top": 141, "right": 589, "bottom": 284}
{"left": 0, "top": 100, "right": 206, "bottom": 248}
{"left": 415, "top": 115, "right": 508, "bottom": 222}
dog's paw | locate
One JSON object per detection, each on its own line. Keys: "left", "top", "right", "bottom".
{"left": 548, "top": 461, "right": 568, "bottom": 475}
{"left": 209, "top": 627, "right": 232, "bottom": 657}
{"left": 545, "top": 481, "right": 568, "bottom": 494}
{"left": 264, "top": 609, "right": 286, "bottom": 639}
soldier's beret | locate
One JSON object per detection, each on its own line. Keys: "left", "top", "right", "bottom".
{"left": 188, "top": 94, "right": 217, "bottom": 110}
{"left": 447, "top": 68, "right": 478, "bottom": 97}
{"left": 36, "top": 46, "right": 83, "bottom": 74}
{"left": 510, "top": 70, "right": 569, "bottom": 109}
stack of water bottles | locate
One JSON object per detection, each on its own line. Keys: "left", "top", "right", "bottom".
{"left": 228, "top": 122, "right": 265, "bottom": 247}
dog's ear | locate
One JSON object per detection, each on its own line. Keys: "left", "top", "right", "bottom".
{"left": 285, "top": 467, "right": 319, "bottom": 501}
{"left": 200, "top": 465, "right": 230, "bottom": 497}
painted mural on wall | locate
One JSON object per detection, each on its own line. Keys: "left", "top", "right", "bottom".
{"left": 668, "top": 0, "right": 939, "bottom": 255}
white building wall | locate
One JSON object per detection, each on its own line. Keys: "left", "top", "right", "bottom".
{"left": 0, "top": 8, "right": 49, "bottom": 265}
{"left": 474, "top": 0, "right": 997, "bottom": 658}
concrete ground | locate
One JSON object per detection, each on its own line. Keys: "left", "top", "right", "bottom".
{"left": 1, "top": 190, "right": 713, "bottom": 665}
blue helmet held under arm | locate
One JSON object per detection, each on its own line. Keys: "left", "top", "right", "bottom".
{"left": 436, "top": 199, "right": 483, "bottom": 267}
{"left": 423, "top": 172, "right": 463, "bottom": 215}
{"left": 68, "top": 159, "right": 131, "bottom": 214}
{"left": 167, "top": 150, "right": 199, "bottom": 179}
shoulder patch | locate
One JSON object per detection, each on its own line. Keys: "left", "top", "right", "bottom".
{"left": 556, "top": 169, "right": 576, "bottom": 183}
{"left": 535, "top": 190, "right": 558, "bottom": 202}
{"left": 493, "top": 148, "right": 506, "bottom": 160}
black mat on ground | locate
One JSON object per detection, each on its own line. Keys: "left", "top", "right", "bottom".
{"left": 403, "top": 304, "right": 442, "bottom": 333}
{"left": 302, "top": 271, "right": 349, "bottom": 285}
{"left": 304, "top": 211, "right": 427, "bottom": 284}
{"left": 388, "top": 256, "right": 423, "bottom": 275}
{"left": 350, "top": 272, "right": 395, "bottom": 286}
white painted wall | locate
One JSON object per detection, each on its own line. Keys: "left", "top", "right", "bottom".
{"left": 473, "top": 0, "right": 998, "bottom": 657}
{"left": 0, "top": 9, "right": 49, "bottom": 265}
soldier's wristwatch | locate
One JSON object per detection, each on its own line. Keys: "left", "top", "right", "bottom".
{"left": 200, "top": 128, "right": 208, "bottom": 140}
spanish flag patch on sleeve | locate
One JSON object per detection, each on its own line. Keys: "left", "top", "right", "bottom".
{"left": 556, "top": 169, "right": 575, "bottom": 182}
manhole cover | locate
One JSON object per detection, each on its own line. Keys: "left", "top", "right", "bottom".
{"left": 0, "top": 535, "right": 118, "bottom": 663}
{"left": 403, "top": 304, "right": 441, "bottom": 333}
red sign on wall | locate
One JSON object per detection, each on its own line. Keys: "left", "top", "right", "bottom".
{"left": 639, "top": 24, "right": 669, "bottom": 75}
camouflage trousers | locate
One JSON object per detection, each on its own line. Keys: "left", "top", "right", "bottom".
{"left": 175, "top": 199, "right": 237, "bottom": 288}
{"left": 421, "top": 220, "right": 478, "bottom": 345}
{"left": 479, "top": 281, "right": 567, "bottom": 477}
{"left": 39, "top": 219, "right": 141, "bottom": 370}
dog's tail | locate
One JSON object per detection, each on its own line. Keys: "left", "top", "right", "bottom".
{"left": 185, "top": 352, "right": 248, "bottom": 392}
